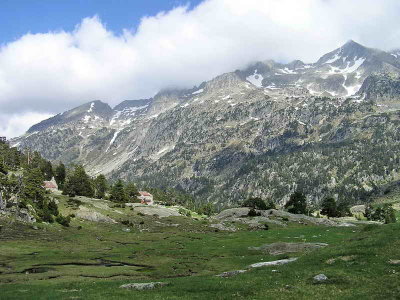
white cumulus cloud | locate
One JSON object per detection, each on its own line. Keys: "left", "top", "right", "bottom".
{"left": 1, "top": 0, "right": 400, "bottom": 137}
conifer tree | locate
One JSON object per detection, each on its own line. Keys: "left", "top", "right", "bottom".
{"left": 125, "top": 182, "right": 139, "bottom": 201}
{"left": 320, "top": 197, "right": 338, "bottom": 218}
{"left": 285, "top": 191, "right": 307, "bottom": 214}
{"left": 21, "top": 168, "right": 45, "bottom": 205}
{"left": 94, "top": 174, "right": 108, "bottom": 199}
{"left": 63, "top": 165, "right": 94, "bottom": 197}
{"left": 40, "top": 160, "right": 54, "bottom": 181}
{"left": 110, "top": 180, "right": 127, "bottom": 203}
{"left": 55, "top": 162, "right": 66, "bottom": 188}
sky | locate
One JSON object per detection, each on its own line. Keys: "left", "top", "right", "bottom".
{"left": 1, "top": 0, "right": 400, "bottom": 138}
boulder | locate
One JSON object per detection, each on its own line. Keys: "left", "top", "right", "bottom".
{"left": 313, "top": 274, "right": 328, "bottom": 282}
{"left": 120, "top": 282, "right": 169, "bottom": 290}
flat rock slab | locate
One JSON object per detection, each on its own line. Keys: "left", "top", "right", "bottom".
{"left": 216, "top": 270, "right": 247, "bottom": 278}
{"left": 247, "top": 258, "right": 298, "bottom": 268}
{"left": 133, "top": 206, "right": 181, "bottom": 218}
{"left": 76, "top": 207, "right": 116, "bottom": 223}
{"left": 389, "top": 259, "right": 400, "bottom": 265}
{"left": 120, "top": 282, "right": 169, "bottom": 290}
{"left": 214, "top": 208, "right": 251, "bottom": 220}
{"left": 249, "top": 242, "right": 328, "bottom": 255}
{"left": 210, "top": 223, "right": 237, "bottom": 232}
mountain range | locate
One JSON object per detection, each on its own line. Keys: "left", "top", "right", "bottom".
{"left": 12, "top": 40, "right": 400, "bottom": 207}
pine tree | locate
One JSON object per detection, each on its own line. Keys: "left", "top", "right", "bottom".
{"left": 54, "top": 163, "right": 66, "bottom": 188}
{"left": 125, "top": 182, "right": 139, "bottom": 202}
{"left": 110, "top": 180, "right": 127, "bottom": 203}
{"left": 284, "top": 191, "right": 307, "bottom": 214}
{"left": 94, "top": 174, "right": 108, "bottom": 199}
{"left": 320, "top": 197, "right": 338, "bottom": 218}
{"left": 63, "top": 165, "right": 94, "bottom": 197}
{"left": 40, "top": 160, "right": 53, "bottom": 181}
{"left": 21, "top": 168, "right": 45, "bottom": 205}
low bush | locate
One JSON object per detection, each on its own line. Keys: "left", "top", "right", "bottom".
{"left": 55, "top": 215, "right": 71, "bottom": 227}
{"left": 242, "top": 197, "right": 268, "bottom": 210}
{"left": 248, "top": 208, "right": 261, "bottom": 217}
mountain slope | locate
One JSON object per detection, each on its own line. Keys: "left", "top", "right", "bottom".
{"left": 12, "top": 41, "right": 400, "bottom": 207}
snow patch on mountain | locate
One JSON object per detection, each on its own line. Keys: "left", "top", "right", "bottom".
{"left": 88, "top": 102, "right": 95, "bottom": 113}
{"left": 192, "top": 88, "right": 204, "bottom": 95}
{"left": 324, "top": 52, "right": 341, "bottom": 64}
{"left": 246, "top": 70, "right": 264, "bottom": 87}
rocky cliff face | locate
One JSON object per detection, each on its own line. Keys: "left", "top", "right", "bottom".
{"left": 12, "top": 41, "right": 400, "bottom": 207}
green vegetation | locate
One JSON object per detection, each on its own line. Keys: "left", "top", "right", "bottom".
{"left": 125, "top": 182, "right": 139, "bottom": 202}
{"left": 242, "top": 197, "right": 275, "bottom": 210}
{"left": 365, "top": 203, "right": 397, "bottom": 224}
{"left": 94, "top": 174, "right": 108, "bottom": 199}
{"left": 54, "top": 162, "right": 66, "bottom": 189}
{"left": 110, "top": 179, "right": 128, "bottom": 203}
{"left": 285, "top": 192, "right": 308, "bottom": 214}
{"left": 63, "top": 165, "right": 95, "bottom": 197}
{"left": 0, "top": 193, "right": 400, "bottom": 299}
{"left": 320, "top": 197, "right": 351, "bottom": 218}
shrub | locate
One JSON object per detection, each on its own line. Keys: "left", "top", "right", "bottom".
{"left": 48, "top": 200, "right": 59, "bottom": 216}
{"left": 197, "top": 203, "right": 214, "bottom": 216}
{"left": 56, "top": 215, "right": 71, "bottom": 227}
{"left": 242, "top": 197, "right": 267, "bottom": 210}
{"left": 248, "top": 208, "right": 261, "bottom": 217}
{"left": 284, "top": 192, "right": 307, "bottom": 214}
{"left": 365, "top": 203, "right": 397, "bottom": 224}
{"left": 266, "top": 200, "right": 276, "bottom": 210}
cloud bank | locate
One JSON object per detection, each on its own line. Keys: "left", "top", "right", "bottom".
{"left": 1, "top": 0, "right": 400, "bottom": 137}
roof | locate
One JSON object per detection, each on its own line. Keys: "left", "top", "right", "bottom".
{"left": 139, "top": 191, "right": 152, "bottom": 197}
{"left": 43, "top": 181, "right": 57, "bottom": 189}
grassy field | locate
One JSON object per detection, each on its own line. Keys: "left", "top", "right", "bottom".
{"left": 0, "top": 194, "right": 399, "bottom": 299}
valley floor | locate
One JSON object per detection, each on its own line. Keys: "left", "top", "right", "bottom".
{"left": 0, "top": 195, "right": 400, "bottom": 299}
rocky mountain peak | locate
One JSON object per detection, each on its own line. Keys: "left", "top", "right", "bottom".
{"left": 204, "top": 72, "right": 244, "bottom": 91}
{"left": 316, "top": 40, "right": 373, "bottom": 66}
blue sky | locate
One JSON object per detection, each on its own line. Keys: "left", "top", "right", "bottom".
{"left": 0, "top": 0, "right": 202, "bottom": 44}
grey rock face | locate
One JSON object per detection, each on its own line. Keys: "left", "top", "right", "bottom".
{"left": 0, "top": 207, "right": 36, "bottom": 223}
